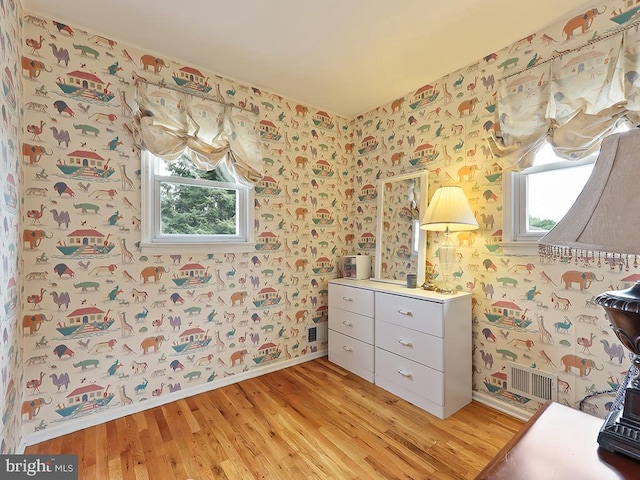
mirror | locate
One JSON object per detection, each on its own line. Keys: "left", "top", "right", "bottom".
{"left": 373, "top": 171, "right": 428, "bottom": 285}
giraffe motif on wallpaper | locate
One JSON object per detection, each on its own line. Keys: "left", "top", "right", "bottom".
{"left": 442, "top": 145, "right": 453, "bottom": 165}
{"left": 284, "top": 291, "right": 292, "bottom": 309}
{"left": 118, "top": 237, "right": 134, "bottom": 264}
{"left": 537, "top": 315, "right": 554, "bottom": 344}
{"left": 214, "top": 270, "right": 225, "bottom": 290}
{"left": 283, "top": 185, "right": 292, "bottom": 203}
{"left": 380, "top": 136, "right": 388, "bottom": 154}
{"left": 283, "top": 237, "right": 292, "bottom": 254}
{"left": 119, "top": 311, "right": 134, "bottom": 337}
{"left": 442, "top": 82, "right": 453, "bottom": 105}
{"left": 214, "top": 83, "right": 224, "bottom": 103}
{"left": 215, "top": 331, "right": 225, "bottom": 352}
{"left": 118, "top": 163, "right": 134, "bottom": 190}
{"left": 118, "top": 90, "right": 133, "bottom": 117}
{"left": 118, "top": 385, "right": 133, "bottom": 406}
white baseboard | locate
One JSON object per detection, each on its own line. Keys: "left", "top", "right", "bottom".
{"left": 18, "top": 350, "right": 327, "bottom": 452}
{"left": 472, "top": 391, "right": 534, "bottom": 422}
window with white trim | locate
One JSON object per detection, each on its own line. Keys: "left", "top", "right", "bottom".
{"left": 503, "top": 125, "right": 630, "bottom": 256}
{"left": 141, "top": 151, "right": 255, "bottom": 253}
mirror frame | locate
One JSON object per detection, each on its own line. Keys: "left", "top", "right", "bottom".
{"left": 372, "top": 170, "right": 428, "bottom": 286}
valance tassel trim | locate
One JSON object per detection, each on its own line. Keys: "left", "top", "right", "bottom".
{"left": 538, "top": 244, "right": 633, "bottom": 272}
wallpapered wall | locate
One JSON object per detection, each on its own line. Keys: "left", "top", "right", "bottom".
{"left": 17, "top": 11, "right": 351, "bottom": 442}
{"left": 351, "top": 0, "right": 633, "bottom": 418}
{"left": 0, "top": 0, "right": 23, "bottom": 455}
{"left": 2, "top": 0, "right": 636, "bottom": 451}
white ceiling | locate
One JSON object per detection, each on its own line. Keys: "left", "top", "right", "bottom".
{"left": 21, "top": 0, "right": 596, "bottom": 118}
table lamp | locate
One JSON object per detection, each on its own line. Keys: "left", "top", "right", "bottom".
{"left": 538, "top": 128, "right": 640, "bottom": 461}
{"left": 420, "top": 185, "right": 478, "bottom": 293}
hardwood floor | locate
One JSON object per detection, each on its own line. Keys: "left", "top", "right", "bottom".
{"left": 26, "top": 357, "right": 523, "bottom": 479}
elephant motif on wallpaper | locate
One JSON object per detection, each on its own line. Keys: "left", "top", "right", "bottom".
{"left": 562, "top": 6, "right": 606, "bottom": 40}
{"left": 22, "top": 143, "right": 52, "bottom": 164}
{"left": 23, "top": 229, "right": 53, "bottom": 249}
{"left": 230, "top": 291, "right": 248, "bottom": 306}
{"left": 561, "top": 354, "right": 603, "bottom": 377}
{"left": 21, "top": 56, "right": 52, "bottom": 78}
{"left": 140, "top": 54, "right": 169, "bottom": 73}
{"left": 561, "top": 270, "right": 603, "bottom": 291}
{"left": 140, "top": 335, "right": 168, "bottom": 354}
{"left": 457, "top": 97, "right": 482, "bottom": 117}
{"left": 22, "top": 314, "right": 53, "bottom": 334}
{"left": 21, "top": 398, "right": 52, "bottom": 420}
{"left": 140, "top": 266, "right": 168, "bottom": 283}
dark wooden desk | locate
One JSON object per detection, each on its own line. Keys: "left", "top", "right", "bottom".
{"left": 475, "top": 401, "right": 640, "bottom": 480}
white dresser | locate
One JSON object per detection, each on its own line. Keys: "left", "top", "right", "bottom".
{"left": 328, "top": 279, "right": 471, "bottom": 419}
{"left": 328, "top": 281, "right": 375, "bottom": 382}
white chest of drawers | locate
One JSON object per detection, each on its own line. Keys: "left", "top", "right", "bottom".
{"left": 328, "top": 282, "right": 375, "bottom": 382}
{"left": 328, "top": 279, "right": 471, "bottom": 419}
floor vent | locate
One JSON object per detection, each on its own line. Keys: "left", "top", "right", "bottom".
{"left": 507, "top": 363, "right": 558, "bottom": 403}
{"left": 308, "top": 326, "right": 317, "bottom": 343}
{"left": 308, "top": 324, "right": 328, "bottom": 345}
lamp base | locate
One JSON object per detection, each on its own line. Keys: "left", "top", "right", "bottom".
{"left": 436, "top": 284, "right": 456, "bottom": 295}
{"left": 422, "top": 281, "right": 438, "bottom": 291}
{"left": 421, "top": 281, "right": 456, "bottom": 295}
{"left": 598, "top": 388, "right": 640, "bottom": 462}
{"left": 595, "top": 282, "right": 640, "bottom": 462}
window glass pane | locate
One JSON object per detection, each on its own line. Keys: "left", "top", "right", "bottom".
{"left": 531, "top": 143, "right": 556, "bottom": 167}
{"left": 160, "top": 181, "right": 238, "bottom": 235}
{"left": 526, "top": 163, "right": 594, "bottom": 232}
{"left": 158, "top": 154, "right": 227, "bottom": 182}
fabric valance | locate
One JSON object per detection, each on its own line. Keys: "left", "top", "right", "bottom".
{"left": 132, "top": 82, "right": 263, "bottom": 186}
{"left": 490, "top": 29, "right": 640, "bottom": 170}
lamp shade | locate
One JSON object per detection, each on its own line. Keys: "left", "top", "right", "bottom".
{"left": 538, "top": 129, "right": 640, "bottom": 260}
{"left": 420, "top": 185, "right": 479, "bottom": 232}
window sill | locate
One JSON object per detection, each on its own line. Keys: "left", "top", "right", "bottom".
{"left": 141, "top": 242, "right": 257, "bottom": 255}
{"left": 501, "top": 241, "right": 540, "bottom": 257}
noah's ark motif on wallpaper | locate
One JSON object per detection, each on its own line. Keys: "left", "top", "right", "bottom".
{"left": 0, "top": 0, "right": 638, "bottom": 455}
{"left": 347, "top": 0, "right": 639, "bottom": 421}
{"left": 15, "top": 8, "right": 355, "bottom": 443}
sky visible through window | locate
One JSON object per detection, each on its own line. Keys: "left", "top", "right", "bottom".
{"left": 528, "top": 125, "right": 632, "bottom": 227}
{"left": 528, "top": 162, "right": 594, "bottom": 224}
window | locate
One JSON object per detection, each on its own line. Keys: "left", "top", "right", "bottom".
{"left": 503, "top": 144, "right": 596, "bottom": 255}
{"left": 503, "top": 126, "right": 630, "bottom": 255}
{"left": 141, "top": 151, "right": 255, "bottom": 253}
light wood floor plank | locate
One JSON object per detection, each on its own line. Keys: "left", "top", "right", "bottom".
{"left": 25, "top": 357, "right": 522, "bottom": 479}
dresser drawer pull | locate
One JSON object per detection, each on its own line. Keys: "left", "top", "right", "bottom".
{"left": 397, "top": 339, "right": 413, "bottom": 347}
{"left": 397, "top": 369, "right": 413, "bottom": 378}
{"left": 342, "top": 296, "right": 354, "bottom": 302}
{"left": 342, "top": 345, "right": 353, "bottom": 352}
{"left": 397, "top": 309, "right": 413, "bottom": 317}
{"left": 342, "top": 321, "right": 354, "bottom": 327}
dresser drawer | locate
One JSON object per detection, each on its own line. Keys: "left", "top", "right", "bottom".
{"left": 328, "top": 306, "right": 374, "bottom": 344}
{"left": 375, "top": 347, "right": 444, "bottom": 408}
{"left": 328, "top": 329, "right": 374, "bottom": 382}
{"left": 375, "top": 319, "right": 443, "bottom": 371}
{"left": 329, "top": 283, "right": 375, "bottom": 317}
{"left": 375, "top": 292, "right": 443, "bottom": 337}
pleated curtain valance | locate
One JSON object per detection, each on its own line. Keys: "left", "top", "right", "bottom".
{"left": 132, "top": 81, "right": 263, "bottom": 186}
{"left": 490, "top": 28, "right": 640, "bottom": 171}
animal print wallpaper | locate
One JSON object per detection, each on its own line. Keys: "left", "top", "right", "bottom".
{"left": 17, "top": 10, "right": 351, "bottom": 443}
{"left": 0, "top": 0, "right": 23, "bottom": 455}
{"left": 1, "top": 0, "right": 637, "bottom": 451}
{"left": 351, "top": 0, "right": 634, "bottom": 419}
